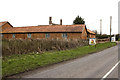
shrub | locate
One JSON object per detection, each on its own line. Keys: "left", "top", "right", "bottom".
{"left": 96, "top": 34, "right": 114, "bottom": 39}
{"left": 2, "top": 39, "right": 88, "bottom": 56}
{"left": 118, "top": 38, "right": 120, "bottom": 41}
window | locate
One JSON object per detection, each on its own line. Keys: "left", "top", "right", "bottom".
{"left": 62, "top": 33, "right": 67, "bottom": 38}
{"left": 0, "top": 34, "right": 3, "bottom": 38}
{"left": 12, "top": 34, "right": 15, "bottom": 38}
{"left": 45, "top": 33, "right": 50, "bottom": 38}
{"left": 27, "top": 33, "right": 31, "bottom": 38}
{"left": 0, "top": 34, "right": 3, "bottom": 37}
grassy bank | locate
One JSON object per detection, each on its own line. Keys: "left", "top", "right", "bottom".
{"left": 2, "top": 42, "right": 116, "bottom": 77}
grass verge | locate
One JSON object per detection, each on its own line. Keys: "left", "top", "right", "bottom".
{"left": 2, "top": 42, "right": 116, "bottom": 77}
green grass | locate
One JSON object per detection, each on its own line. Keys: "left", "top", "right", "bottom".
{"left": 2, "top": 42, "right": 116, "bottom": 77}
{"left": 118, "top": 38, "right": 120, "bottom": 41}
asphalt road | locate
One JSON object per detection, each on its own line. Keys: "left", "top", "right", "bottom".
{"left": 12, "top": 45, "right": 119, "bottom": 79}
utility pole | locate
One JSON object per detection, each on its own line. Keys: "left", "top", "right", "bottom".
{"left": 110, "top": 16, "right": 112, "bottom": 42}
{"left": 100, "top": 19, "right": 102, "bottom": 35}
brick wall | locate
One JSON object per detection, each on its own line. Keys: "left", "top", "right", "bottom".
{"left": 3, "top": 34, "right": 12, "bottom": 39}
{"left": 88, "top": 34, "right": 96, "bottom": 38}
{"left": 2, "top": 32, "right": 86, "bottom": 40}
{"left": 82, "top": 27, "right": 87, "bottom": 39}
{"left": 97, "top": 38, "right": 110, "bottom": 43}
{"left": 68, "top": 33, "right": 82, "bottom": 39}
{"left": 49, "top": 33, "right": 62, "bottom": 39}
{"left": 32, "top": 33, "right": 45, "bottom": 39}
{"left": 15, "top": 34, "right": 27, "bottom": 39}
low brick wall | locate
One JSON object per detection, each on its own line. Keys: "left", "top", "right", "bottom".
{"left": 96, "top": 38, "right": 110, "bottom": 43}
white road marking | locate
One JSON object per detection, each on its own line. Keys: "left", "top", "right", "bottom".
{"left": 101, "top": 60, "right": 120, "bottom": 80}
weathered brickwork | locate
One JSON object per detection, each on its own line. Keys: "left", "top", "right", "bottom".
{"left": 81, "top": 27, "right": 87, "bottom": 39}
{"left": 2, "top": 32, "right": 85, "bottom": 40}
{"left": 68, "top": 33, "right": 82, "bottom": 39}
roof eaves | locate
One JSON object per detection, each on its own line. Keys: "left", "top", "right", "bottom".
{"left": 2, "top": 31, "right": 83, "bottom": 34}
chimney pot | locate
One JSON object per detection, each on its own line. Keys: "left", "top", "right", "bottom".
{"left": 60, "top": 19, "right": 62, "bottom": 25}
{"left": 49, "top": 17, "right": 52, "bottom": 25}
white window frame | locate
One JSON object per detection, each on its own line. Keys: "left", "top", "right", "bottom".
{"left": 27, "top": 33, "right": 31, "bottom": 38}
{"left": 45, "top": 33, "right": 50, "bottom": 38}
{"left": 12, "top": 34, "right": 15, "bottom": 38}
{"left": 62, "top": 33, "right": 67, "bottom": 38}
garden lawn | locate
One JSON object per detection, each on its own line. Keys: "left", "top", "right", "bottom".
{"left": 2, "top": 42, "right": 116, "bottom": 77}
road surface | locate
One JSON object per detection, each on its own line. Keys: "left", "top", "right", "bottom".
{"left": 11, "top": 45, "right": 119, "bottom": 79}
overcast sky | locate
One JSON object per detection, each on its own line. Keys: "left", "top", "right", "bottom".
{"left": 0, "top": 0, "right": 119, "bottom": 35}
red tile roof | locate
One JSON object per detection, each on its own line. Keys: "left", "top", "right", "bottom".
{"left": 87, "top": 29, "right": 95, "bottom": 34}
{"left": 0, "top": 21, "right": 7, "bottom": 27}
{"left": 2, "top": 25, "right": 86, "bottom": 33}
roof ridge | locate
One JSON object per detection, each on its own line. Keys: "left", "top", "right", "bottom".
{"left": 12, "top": 24, "right": 85, "bottom": 28}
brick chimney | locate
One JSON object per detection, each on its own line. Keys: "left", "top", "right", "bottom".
{"left": 60, "top": 19, "right": 62, "bottom": 25}
{"left": 49, "top": 17, "right": 52, "bottom": 25}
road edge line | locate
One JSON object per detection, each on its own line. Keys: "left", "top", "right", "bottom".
{"left": 101, "top": 60, "right": 120, "bottom": 80}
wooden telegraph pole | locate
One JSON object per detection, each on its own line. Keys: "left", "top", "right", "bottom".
{"left": 100, "top": 19, "right": 102, "bottom": 35}
{"left": 110, "top": 16, "right": 112, "bottom": 42}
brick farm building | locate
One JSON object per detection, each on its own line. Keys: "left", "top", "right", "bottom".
{"left": 0, "top": 17, "right": 95, "bottom": 40}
